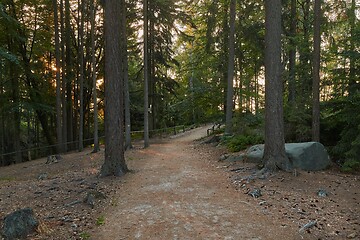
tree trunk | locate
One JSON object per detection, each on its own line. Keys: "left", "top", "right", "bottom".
{"left": 263, "top": 0, "right": 291, "bottom": 171}
{"left": 312, "top": 0, "right": 321, "bottom": 142}
{"left": 0, "top": 62, "right": 3, "bottom": 165}
{"left": 7, "top": 1, "right": 22, "bottom": 163}
{"left": 143, "top": 0, "right": 150, "bottom": 148}
{"left": 65, "top": 0, "right": 73, "bottom": 150}
{"left": 149, "top": 10, "right": 156, "bottom": 131}
{"left": 254, "top": 60, "right": 259, "bottom": 113}
{"left": 121, "top": 1, "right": 132, "bottom": 150}
{"left": 225, "top": 0, "right": 236, "bottom": 135}
{"left": 299, "top": 0, "right": 311, "bottom": 97}
{"left": 222, "top": 0, "right": 229, "bottom": 117}
{"left": 288, "top": 0, "right": 296, "bottom": 104}
{"left": 78, "top": 0, "right": 85, "bottom": 152}
{"left": 53, "top": 0, "right": 63, "bottom": 153}
{"left": 348, "top": 0, "right": 357, "bottom": 94}
{"left": 100, "top": 0, "right": 129, "bottom": 177}
{"left": 60, "top": 0, "right": 68, "bottom": 152}
{"left": 189, "top": 41, "right": 195, "bottom": 124}
{"left": 90, "top": 0, "right": 99, "bottom": 153}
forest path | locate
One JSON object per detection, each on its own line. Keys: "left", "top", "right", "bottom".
{"left": 91, "top": 125, "right": 297, "bottom": 240}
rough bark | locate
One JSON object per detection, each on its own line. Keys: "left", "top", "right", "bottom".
{"left": 53, "top": 0, "right": 63, "bottom": 153}
{"left": 225, "top": 0, "right": 236, "bottom": 135}
{"left": 288, "top": 0, "right": 296, "bottom": 104}
{"left": 65, "top": 0, "right": 73, "bottom": 149}
{"left": 121, "top": 0, "right": 132, "bottom": 150}
{"left": 143, "top": 0, "right": 150, "bottom": 148}
{"left": 312, "top": 0, "right": 321, "bottom": 142}
{"left": 91, "top": 0, "right": 99, "bottom": 153}
{"left": 348, "top": 0, "right": 357, "bottom": 94}
{"left": 299, "top": 0, "right": 312, "bottom": 97}
{"left": 263, "top": 0, "right": 291, "bottom": 171}
{"left": 100, "top": 0, "right": 129, "bottom": 177}
{"left": 60, "top": 0, "right": 68, "bottom": 152}
{"left": 78, "top": 0, "right": 85, "bottom": 152}
{"left": 0, "top": 62, "right": 4, "bottom": 165}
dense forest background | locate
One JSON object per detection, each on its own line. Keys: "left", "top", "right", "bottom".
{"left": 0, "top": 0, "right": 359, "bottom": 171}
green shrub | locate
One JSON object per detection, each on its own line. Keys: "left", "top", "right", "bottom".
{"left": 225, "top": 134, "right": 263, "bottom": 152}
{"left": 341, "top": 159, "right": 360, "bottom": 172}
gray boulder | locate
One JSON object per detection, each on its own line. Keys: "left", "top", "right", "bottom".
{"left": 285, "top": 142, "right": 331, "bottom": 170}
{"left": 1, "top": 208, "right": 38, "bottom": 240}
{"left": 239, "top": 142, "right": 331, "bottom": 171}
{"left": 245, "top": 144, "right": 265, "bottom": 163}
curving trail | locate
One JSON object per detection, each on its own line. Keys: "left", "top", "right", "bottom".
{"left": 91, "top": 125, "right": 297, "bottom": 240}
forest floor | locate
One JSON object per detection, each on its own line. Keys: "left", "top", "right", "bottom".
{"left": 0, "top": 125, "right": 359, "bottom": 240}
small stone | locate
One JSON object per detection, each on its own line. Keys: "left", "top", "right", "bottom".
{"left": 259, "top": 201, "right": 267, "bottom": 206}
{"left": 38, "top": 173, "right": 48, "bottom": 180}
{"left": 46, "top": 155, "right": 62, "bottom": 164}
{"left": 317, "top": 189, "right": 328, "bottom": 197}
{"left": 219, "top": 154, "right": 228, "bottom": 161}
{"left": 248, "top": 188, "right": 262, "bottom": 198}
{"left": 347, "top": 233, "right": 357, "bottom": 239}
{"left": 84, "top": 193, "right": 95, "bottom": 208}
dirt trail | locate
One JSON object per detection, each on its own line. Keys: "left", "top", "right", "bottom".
{"left": 91, "top": 126, "right": 297, "bottom": 240}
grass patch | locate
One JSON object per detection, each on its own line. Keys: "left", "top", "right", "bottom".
{"left": 0, "top": 176, "right": 16, "bottom": 181}
{"left": 79, "top": 232, "right": 91, "bottom": 239}
{"left": 96, "top": 216, "right": 105, "bottom": 226}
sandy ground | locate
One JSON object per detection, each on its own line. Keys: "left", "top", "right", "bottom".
{"left": 0, "top": 125, "right": 359, "bottom": 239}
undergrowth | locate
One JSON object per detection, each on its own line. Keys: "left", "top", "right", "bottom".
{"left": 222, "top": 134, "right": 263, "bottom": 152}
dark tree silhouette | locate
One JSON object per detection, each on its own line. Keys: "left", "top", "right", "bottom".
{"left": 100, "top": 0, "right": 128, "bottom": 177}
{"left": 263, "top": 0, "right": 291, "bottom": 171}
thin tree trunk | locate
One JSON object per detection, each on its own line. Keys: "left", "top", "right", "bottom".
{"left": 312, "top": 0, "right": 321, "bottom": 142}
{"left": 222, "top": 0, "right": 229, "bottom": 117}
{"left": 121, "top": 0, "right": 132, "bottom": 150}
{"left": 90, "top": 0, "right": 99, "bottom": 153}
{"left": 65, "top": 0, "right": 73, "bottom": 149}
{"left": 263, "top": 0, "right": 291, "bottom": 172}
{"left": 0, "top": 62, "right": 3, "bottom": 165}
{"left": 60, "top": 0, "right": 68, "bottom": 152}
{"left": 143, "top": 0, "right": 150, "bottom": 148}
{"left": 254, "top": 60, "right": 259, "bottom": 113}
{"left": 53, "top": 0, "right": 63, "bottom": 153}
{"left": 149, "top": 12, "right": 155, "bottom": 131}
{"left": 288, "top": 0, "right": 296, "bottom": 103}
{"left": 124, "top": 70, "right": 132, "bottom": 149}
{"left": 78, "top": 0, "right": 85, "bottom": 152}
{"left": 225, "top": 0, "right": 236, "bottom": 135}
{"left": 348, "top": 0, "right": 357, "bottom": 94}
{"left": 7, "top": 1, "right": 22, "bottom": 163}
{"left": 101, "top": 0, "right": 128, "bottom": 177}
{"left": 189, "top": 41, "right": 195, "bottom": 124}
{"left": 299, "top": 0, "right": 311, "bottom": 96}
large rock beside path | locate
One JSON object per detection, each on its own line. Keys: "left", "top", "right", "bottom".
{"left": 1, "top": 208, "right": 38, "bottom": 240}
{"left": 229, "top": 142, "right": 331, "bottom": 171}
